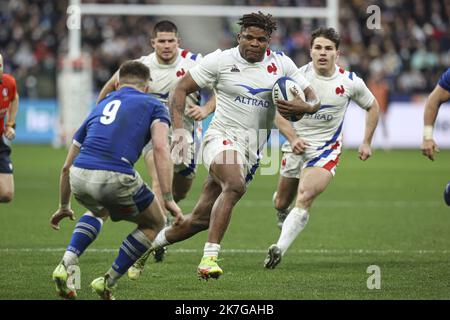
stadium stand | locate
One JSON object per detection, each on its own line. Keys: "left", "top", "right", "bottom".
{"left": 0, "top": 0, "right": 448, "bottom": 98}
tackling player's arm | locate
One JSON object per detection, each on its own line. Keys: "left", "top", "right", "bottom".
{"left": 151, "top": 121, "right": 183, "bottom": 225}
{"left": 359, "top": 99, "right": 380, "bottom": 161}
{"left": 169, "top": 71, "right": 201, "bottom": 129}
{"left": 169, "top": 71, "right": 202, "bottom": 160}
{"left": 50, "top": 144, "right": 80, "bottom": 230}
{"left": 97, "top": 70, "right": 119, "bottom": 104}
{"left": 186, "top": 93, "right": 216, "bottom": 121}
{"left": 421, "top": 84, "right": 450, "bottom": 161}
{"left": 4, "top": 92, "right": 19, "bottom": 141}
{"left": 274, "top": 112, "right": 309, "bottom": 155}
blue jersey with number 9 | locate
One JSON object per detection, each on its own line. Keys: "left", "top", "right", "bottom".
{"left": 73, "top": 87, "right": 170, "bottom": 175}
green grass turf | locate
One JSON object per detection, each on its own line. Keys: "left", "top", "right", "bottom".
{"left": 0, "top": 145, "right": 449, "bottom": 299}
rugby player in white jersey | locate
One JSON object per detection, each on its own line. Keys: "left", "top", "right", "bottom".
{"left": 146, "top": 12, "right": 321, "bottom": 279}
{"left": 264, "top": 27, "right": 380, "bottom": 269}
{"left": 98, "top": 21, "right": 215, "bottom": 268}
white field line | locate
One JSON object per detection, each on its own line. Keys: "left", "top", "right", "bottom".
{"left": 0, "top": 248, "right": 449, "bottom": 254}
{"left": 182, "top": 200, "right": 442, "bottom": 208}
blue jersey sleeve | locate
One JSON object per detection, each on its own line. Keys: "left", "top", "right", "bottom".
{"left": 150, "top": 102, "right": 171, "bottom": 127}
{"left": 72, "top": 118, "right": 89, "bottom": 146}
{"left": 438, "top": 68, "right": 450, "bottom": 92}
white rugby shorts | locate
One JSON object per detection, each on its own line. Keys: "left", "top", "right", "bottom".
{"left": 69, "top": 167, "right": 154, "bottom": 221}
{"left": 201, "top": 129, "right": 260, "bottom": 184}
{"left": 280, "top": 141, "right": 341, "bottom": 179}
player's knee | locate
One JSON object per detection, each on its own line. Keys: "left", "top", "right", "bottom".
{"left": 0, "top": 191, "right": 13, "bottom": 203}
{"left": 223, "top": 180, "right": 246, "bottom": 198}
{"left": 154, "top": 211, "right": 166, "bottom": 230}
{"left": 298, "top": 188, "right": 316, "bottom": 206}
{"left": 140, "top": 212, "right": 165, "bottom": 232}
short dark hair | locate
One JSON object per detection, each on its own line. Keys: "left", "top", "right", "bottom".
{"left": 310, "top": 27, "right": 340, "bottom": 49}
{"left": 118, "top": 60, "right": 150, "bottom": 88}
{"left": 152, "top": 20, "right": 178, "bottom": 38}
{"left": 237, "top": 11, "right": 277, "bottom": 36}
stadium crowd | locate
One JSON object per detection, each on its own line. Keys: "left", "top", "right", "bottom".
{"left": 0, "top": 0, "right": 448, "bottom": 98}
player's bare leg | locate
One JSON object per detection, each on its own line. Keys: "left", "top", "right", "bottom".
{"left": 52, "top": 208, "right": 109, "bottom": 299}
{"left": 128, "top": 176, "right": 221, "bottom": 280}
{"left": 173, "top": 171, "right": 194, "bottom": 203}
{"left": 206, "top": 152, "right": 246, "bottom": 244}
{"left": 144, "top": 150, "right": 165, "bottom": 211}
{"left": 0, "top": 173, "right": 14, "bottom": 203}
{"left": 294, "top": 167, "right": 332, "bottom": 209}
{"left": 265, "top": 167, "right": 332, "bottom": 269}
{"left": 273, "top": 176, "right": 298, "bottom": 228}
{"left": 127, "top": 194, "right": 167, "bottom": 280}
{"left": 143, "top": 150, "right": 169, "bottom": 262}
{"left": 94, "top": 200, "right": 165, "bottom": 299}
{"left": 165, "top": 176, "right": 221, "bottom": 242}
{"left": 197, "top": 151, "right": 246, "bottom": 279}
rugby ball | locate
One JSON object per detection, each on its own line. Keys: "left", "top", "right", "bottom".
{"left": 272, "top": 77, "right": 306, "bottom": 122}
{"left": 445, "top": 181, "right": 450, "bottom": 206}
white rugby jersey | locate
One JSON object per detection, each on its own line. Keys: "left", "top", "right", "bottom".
{"left": 137, "top": 48, "right": 202, "bottom": 133}
{"left": 288, "top": 62, "right": 375, "bottom": 150}
{"left": 190, "top": 46, "right": 310, "bottom": 155}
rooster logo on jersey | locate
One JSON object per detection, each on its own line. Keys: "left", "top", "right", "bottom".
{"left": 267, "top": 63, "right": 277, "bottom": 75}
{"left": 335, "top": 85, "right": 345, "bottom": 96}
{"left": 176, "top": 68, "right": 186, "bottom": 78}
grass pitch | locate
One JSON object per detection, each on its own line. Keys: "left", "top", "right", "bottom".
{"left": 0, "top": 145, "right": 449, "bottom": 300}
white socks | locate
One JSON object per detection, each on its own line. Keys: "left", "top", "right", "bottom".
{"left": 62, "top": 251, "right": 78, "bottom": 267}
{"left": 276, "top": 207, "right": 309, "bottom": 254}
{"left": 203, "top": 242, "right": 221, "bottom": 258}
{"left": 152, "top": 226, "right": 171, "bottom": 249}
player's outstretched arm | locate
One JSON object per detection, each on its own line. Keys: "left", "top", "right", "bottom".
{"left": 96, "top": 71, "right": 119, "bottom": 104}
{"left": 274, "top": 112, "right": 309, "bottom": 155}
{"left": 186, "top": 93, "right": 216, "bottom": 121}
{"left": 359, "top": 99, "right": 380, "bottom": 161}
{"left": 421, "top": 85, "right": 450, "bottom": 161}
{"left": 151, "top": 122, "right": 183, "bottom": 225}
{"left": 169, "top": 72, "right": 201, "bottom": 130}
{"left": 50, "top": 144, "right": 79, "bottom": 230}
{"left": 4, "top": 92, "right": 19, "bottom": 141}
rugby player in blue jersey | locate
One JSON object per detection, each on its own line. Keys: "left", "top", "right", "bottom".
{"left": 49, "top": 61, "right": 183, "bottom": 300}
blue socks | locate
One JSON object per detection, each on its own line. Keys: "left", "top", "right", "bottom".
{"left": 63, "top": 212, "right": 103, "bottom": 266}
{"left": 107, "top": 229, "right": 152, "bottom": 284}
